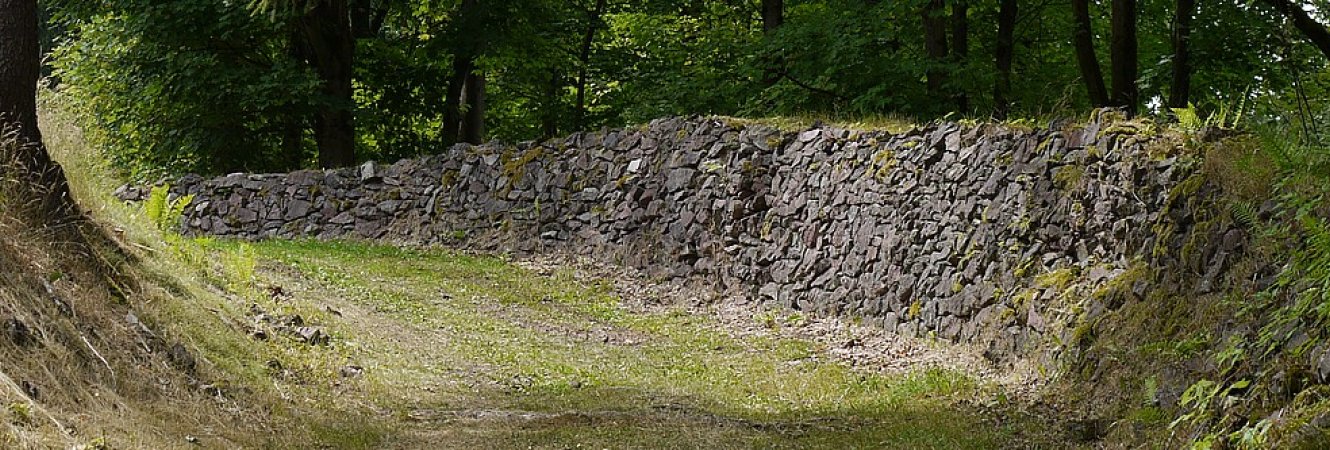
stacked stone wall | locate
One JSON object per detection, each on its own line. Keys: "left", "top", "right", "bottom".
{"left": 135, "top": 115, "right": 1207, "bottom": 359}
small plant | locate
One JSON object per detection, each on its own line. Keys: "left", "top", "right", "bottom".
{"left": 218, "top": 242, "right": 258, "bottom": 297}
{"left": 1170, "top": 378, "right": 1250, "bottom": 436}
{"left": 7, "top": 402, "right": 31, "bottom": 426}
{"left": 782, "top": 312, "right": 807, "bottom": 327}
{"left": 144, "top": 184, "right": 194, "bottom": 232}
{"left": 75, "top": 437, "right": 112, "bottom": 450}
{"left": 1172, "top": 98, "right": 1246, "bottom": 132}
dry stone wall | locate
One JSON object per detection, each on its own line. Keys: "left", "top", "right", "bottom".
{"left": 131, "top": 114, "right": 1206, "bottom": 359}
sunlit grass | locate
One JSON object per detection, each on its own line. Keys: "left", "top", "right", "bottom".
{"left": 235, "top": 238, "right": 1030, "bottom": 449}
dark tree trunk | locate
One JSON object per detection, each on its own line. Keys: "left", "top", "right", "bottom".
{"left": 441, "top": 0, "right": 478, "bottom": 146}
{"left": 762, "top": 0, "right": 783, "bottom": 33}
{"left": 350, "top": 0, "right": 389, "bottom": 38}
{"left": 1110, "top": 0, "right": 1138, "bottom": 113}
{"left": 994, "top": 0, "right": 1018, "bottom": 119}
{"left": 761, "top": 0, "right": 784, "bottom": 86}
{"left": 1260, "top": 0, "right": 1330, "bottom": 60}
{"left": 441, "top": 54, "right": 474, "bottom": 146}
{"left": 1071, "top": 0, "right": 1109, "bottom": 106}
{"left": 1168, "top": 0, "right": 1194, "bottom": 108}
{"left": 0, "top": 0, "right": 41, "bottom": 147}
{"left": 282, "top": 120, "right": 305, "bottom": 171}
{"left": 576, "top": 0, "right": 608, "bottom": 130}
{"left": 950, "top": 0, "right": 969, "bottom": 112}
{"left": 0, "top": 0, "right": 76, "bottom": 219}
{"left": 300, "top": 0, "right": 356, "bottom": 168}
{"left": 461, "top": 71, "right": 485, "bottom": 145}
{"left": 921, "top": 0, "right": 949, "bottom": 95}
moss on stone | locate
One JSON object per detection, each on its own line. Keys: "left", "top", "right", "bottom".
{"left": 871, "top": 148, "right": 897, "bottom": 181}
{"left": 1053, "top": 165, "right": 1085, "bottom": 191}
{"left": 1036, "top": 267, "right": 1079, "bottom": 292}
{"left": 501, "top": 146, "right": 545, "bottom": 183}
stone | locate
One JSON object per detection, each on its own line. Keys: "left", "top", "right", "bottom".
{"left": 285, "top": 200, "right": 313, "bottom": 220}
{"left": 295, "top": 327, "right": 331, "bottom": 345}
{"left": 168, "top": 343, "right": 197, "bottom": 373}
{"left": 4, "top": 319, "right": 31, "bottom": 347}
{"left": 126, "top": 114, "right": 1199, "bottom": 362}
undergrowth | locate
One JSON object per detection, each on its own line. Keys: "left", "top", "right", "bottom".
{"left": 1113, "top": 119, "right": 1330, "bottom": 448}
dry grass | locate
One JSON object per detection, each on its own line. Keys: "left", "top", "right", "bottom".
{"left": 719, "top": 114, "right": 918, "bottom": 134}
{"left": 0, "top": 109, "right": 395, "bottom": 449}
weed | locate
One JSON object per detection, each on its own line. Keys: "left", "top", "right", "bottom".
{"left": 6, "top": 403, "right": 30, "bottom": 426}
{"left": 144, "top": 184, "right": 193, "bottom": 232}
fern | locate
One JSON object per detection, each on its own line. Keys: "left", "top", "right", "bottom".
{"left": 1229, "top": 201, "right": 1258, "bottom": 229}
{"left": 1173, "top": 103, "right": 1203, "bottom": 131}
{"left": 144, "top": 184, "right": 193, "bottom": 232}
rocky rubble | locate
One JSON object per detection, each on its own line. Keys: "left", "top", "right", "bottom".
{"left": 128, "top": 113, "right": 1211, "bottom": 360}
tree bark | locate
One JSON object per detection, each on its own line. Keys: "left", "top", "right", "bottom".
{"left": 950, "top": 0, "right": 969, "bottom": 111}
{"left": 1260, "top": 0, "right": 1330, "bottom": 60}
{"left": 461, "top": 71, "right": 485, "bottom": 145}
{"left": 441, "top": 0, "right": 478, "bottom": 146}
{"left": 350, "top": 0, "right": 388, "bottom": 38}
{"left": 441, "top": 53, "right": 474, "bottom": 147}
{"left": 1071, "top": 0, "right": 1109, "bottom": 106}
{"left": 1110, "top": 0, "right": 1138, "bottom": 113}
{"left": 761, "top": 0, "right": 784, "bottom": 86}
{"left": 299, "top": 0, "right": 356, "bottom": 168}
{"left": 0, "top": 0, "right": 77, "bottom": 219}
{"left": 575, "top": 0, "right": 608, "bottom": 130}
{"left": 762, "top": 0, "right": 783, "bottom": 33}
{"left": 282, "top": 119, "right": 305, "bottom": 171}
{"left": 994, "top": 0, "right": 1018, "bottom": 119}
{"left": 1168, "top": 0, "right": 1194, "bottom": 108}
{"left": 921, "top": 0, "right": 949, "bottom": 95}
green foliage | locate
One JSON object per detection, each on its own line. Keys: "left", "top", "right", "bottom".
{"left": 144, "top": 185, "right": 193, "bottom": 232}
{"left": 1173, "top": 100, "right": 1246, "bottom": 132}
{"left": 50, "top": 0, "right": 321, "bottom": 180}
{"left": 1171, "top": 378, "right": 1250, "bottom": 431}
{"left": 43, "top": 0, "right": 1330, "bottom": 182}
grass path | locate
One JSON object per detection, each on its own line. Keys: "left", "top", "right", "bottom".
{"left": 184, "top": 239, "right": 1064, "bottom": 449}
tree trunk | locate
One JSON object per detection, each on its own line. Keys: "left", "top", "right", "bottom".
{"left": 994, "top": 0, "right": 1018, "bottom": 119}
{"left": 300, "top": 0, "right": 356, "bottom": 168}
{"left": 1168, "top": 0, "right": 1194, "bottom": 108}
{"left": 461, "top": 71, "right": 485, "bottom": 145}
{"left": 441, "top": 0, "right": 478, "bottom": 146}
{"left": 1071, "top": 0, "right": 1109, "bottom": 106}
{"left": 441, "top": 53, "right": 474, "bottom": 146}
{"left": 761, "top": 0, "right": 784, "bottom": 86}
{"left": 762, "top": 0, "right": 783, "bottom": 33}
{"left": 576, "top": 0, "right": 608, "bottom": 130}
{"left": 950, "top": 0, "right": 969, "bottom": 112}
{"left": 350, "top": 0, "right": 388, "bottom": 38}
{"left": 1110, "top": 0, "right": 1138, "bottom": 113}
{"left": 0, "top": 0, "right": 76, "bottom": 219}
{"left": 1260, "top": 0, "right": 1330, "bottom": 60}
{"left": 282, "top": 119, "right": 305, "bottom": 171}
{"left": 921, "top": 0, "right": 948, "bottom": 95}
